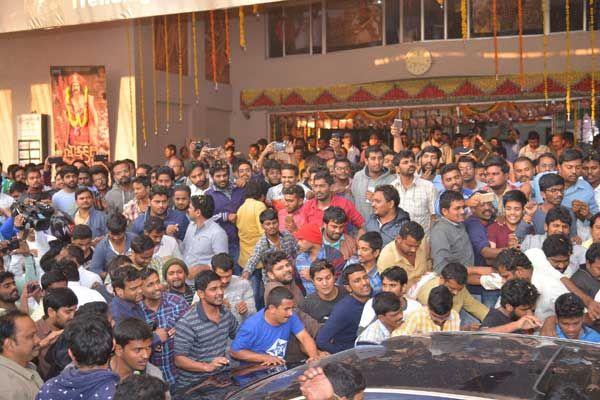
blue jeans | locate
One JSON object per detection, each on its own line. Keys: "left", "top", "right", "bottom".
{"left": 229, "top": 242, "right": 242, "bottom": 276}
{"left": 251, "top": 269, "right": 265, "bottom": 310}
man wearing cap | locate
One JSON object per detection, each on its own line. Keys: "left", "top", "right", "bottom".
{"left": 163, "top": 258, "right": 195, "bottom": 305}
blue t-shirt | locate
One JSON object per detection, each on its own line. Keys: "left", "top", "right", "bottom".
{"left": 52, "top": 189, "right": 77, "bottom": 215}
{"left": 556, "top": 324, "right": 600, "bottom": 343}
{"left": 231, "top": 309, "right": 304, "bottom": 358}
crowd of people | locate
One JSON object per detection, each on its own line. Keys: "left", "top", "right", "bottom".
{"left": 0, "top": 126, "right": 599, "bottom": 400}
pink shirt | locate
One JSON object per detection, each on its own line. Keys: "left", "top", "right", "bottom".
{"left": 277, "top": 208, "right": 305, "bottom": 233}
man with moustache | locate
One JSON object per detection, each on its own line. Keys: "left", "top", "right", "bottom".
{"left": 457, "top": 156, "right": 486, "bottom": 191}
{"left": 298, "top": 260, "right": 345, "bottom": 324}
{"left": 0, "top": 271, "right": 22, "bottom": 315}
{"left": 464, "top": 192, "right": 500, "bottom": 266}
{"left": 51, "top": 165, "right": 79, "bottom": 215}
{"left": 105, "top": 160, "right": 135, "bottom": 215}
{"left": 163, "top": 258, "right": 195, "bottom": 304}
{"left": 0, "top": 310, "right": 43, "bottom": 400}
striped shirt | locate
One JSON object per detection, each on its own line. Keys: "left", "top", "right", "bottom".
{"left": 174, "top": 302, "right": 238, "bottom": 389}
{"left": 140, "top": 292, "right": 190, "bottom": 385}
{"left": 391, "top": 175, "right": 437, "bottom": 236}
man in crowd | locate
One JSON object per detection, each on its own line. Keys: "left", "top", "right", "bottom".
{"left": 480, "top": 279, "right": 541, "bottom": 333}
{"left": 174, "top": 270, "right": 238, "bottom": 390}
{"left": 73, "top": 187, "right": 108, "bottom": 239}
{"left": 106, "top": 160, "right": 135, "bottom": 215}
{"left": 168, "top": 157, "right": 187, "bottom": 186}
{"left": 518, "top": 131, "right": 550, "bottom": 161}
{"left": 266, "top": 163, "right": 309, "bottom": 212}
{"left": 90, "top": 213, "right": 137, "bottom": 279}
{"left": 163, "top": 258, "right": 195, "bottom": 304}
{"left": 365, "top": 184, "right": 410, "bottom": 246}
{"left": 0, "top": 310, "right": 43, "bottom": 399}
{"left": 331, "top": 157, "right": 354, "bottom": 201}
{"left": 322, "top": 207, "right": 357, "bottom": 262}
{"left": 457, "top": 155, "right": 485, "bottom": 191}
{"left": 298, "top": 260, "right": 345, "bottom": 324}
{"left": 484, "top": 156, "right": 519, "bottom": 216}
{"left": 278, "top": 185, "right": 305, "bottom": 233}
{"left": 211, "top": 253, "right": 256, "bottom": 323}
{"left": 51, "top": 165, "right": 79, "bottom": 215}
{"left": 172, "top": 185, "right": 191, "bottom": 213}
{"left": 355, "top": 292, "right": 404, "bottom": 345}
{"left": 110, "top": 265, "right": 146, "bottom": 325}
{"left": 351, "top": 146, "right": 395, "bottom": 221}
{"left": 551, "top": 293, "right": 600, "bottom": 342}
{"left": 354, "top": 232, "right": 383, "bottom": 295}
{"left": 422, "top": 127, "right": 453, "bottom": 165}
{"left": 582, "top": 151, "right": 600, "bottom": 209}
{"left": 139, "top": 268, "right": 189, "bottom": 385}
{"left": 513, "top": 157, "right": 535, "bottom": 184}
{"left": 143, "top": 216, "right": 184, "bottom": 275}
{"left": 123, "top": 175, "right": 150, "bottom": 223}
{"left": 132, "top": 185, "right": 189, "bottom": 242}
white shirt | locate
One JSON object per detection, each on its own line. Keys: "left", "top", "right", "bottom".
{"left": 356, "top": 319, "right": 390, "bottom": 345}
{"left": 358, "top": 296, "right": 421, "bottom": 328}
{"left": 525, "top": 248, "right": 569, "bottom": 322}
{"left": 154, "top": 235, "right": 183, "bottom": 260}
{"left": 391, "top": 175, "right": 437, "bottom": 236}
{"left": 67, "top": 281, "right": 106, "bottom": 307}
{"left": 78, "top": 267, "right": 103, "bottom": 289}
{"left": 0, "top": 192, "right": 14, "bottom": 223}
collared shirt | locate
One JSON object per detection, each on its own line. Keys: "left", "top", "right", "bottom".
{"left": 67, "top": 281, "right": 106, "bottom": 307}
{"left": 525, "top": 248, "right": 570, "bottom": 321}
{"left": 73, "top": 208, "right": 108, "bottom": 239}
{"left": 52, "top": 189, "right": 77, "bottom": 215}
{"left": 122, "top": 198, "right": 148, "bottom": 222}
{"left": 132, "top": 209, "right": 190, "bottom": 241}
{"left": 110, "top": 296, "right": 147, "bottom": 325}
{"left": 464, "top": 215, "right": 491, "bottom": 266}
{"left": 277, "top": 207, "right": 304, "bottom": 233}
{"left": 392, "top": 306, "right": 460, "bottom": 336}
{"left": 377, "top": 239, "right": 432, "bottom": 289}
{"left": 351, "top": 166, "right": 396, "bottom": 221}
{"left": 174, "top": 302, "right": 238, "bottom": 389}
{"left": 266, "top": 182, "right": 311, "bottom": 212}
{"left": 223, "top": 275, "right": 256, "bottom": 324}
{"left": 364, "top": 208, "right": 410, "bottom": 246}
{"left": 556, "top": 324, "right": 600, "bottom": 343}
{"left": 416, "top": 274, "right": 489, "bottom": 321}
{"left": 482, "top": 182, "right": 520, "bottom": 216}
{"left": 298, "top": 195, "right": 364, "bottom": 231}
{"left": 205, "top": 184, "right": 246, "bottom": 246}
{"left": 562, "top": 178, "right": 599, "bottom": 215}
{"left": 430, "top": 217, "right": 474, "bottom": 273}
{"left": 169, "top": 285, "right": 195, "bottom": 305}
{"left": 140, "top": 292, "right": 190, "bottom": 385}
{"left": 355, "top": 319, "right": 391, "bottom": 345}
{"left": 0, "top": 355, "right": 43, "bottom": 399}
{"left": 90, "top": 232, "right": 137, "bottom": 275}
{"left": 105, "top": 183, "right": 135, "bottom": 215}
{"left": 359, "top": 297, "right": 421, "bottom": 329}
{"left": 243, "top": 232, "right": 298, "bottom": 274}
{"left": 518, "top": 144, "right": 551, "bottom": 161}
{"left": 181, "top": 219, "right": 229, "bottom": 268}
{"left": 390, "top": 175, "right": 437, "bottom": 236}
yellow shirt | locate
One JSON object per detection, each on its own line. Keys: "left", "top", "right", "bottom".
{"left": 392, "top": 306, "right": 460, "bottom": 336}
{"left": 236, "top": 198, "right": 266, "bottom": 268}
{"left": 416, "top": 275, "right": 489, "bottom": 322}
{"left": 377, "top": 240, "right": 432, "bottom": 289}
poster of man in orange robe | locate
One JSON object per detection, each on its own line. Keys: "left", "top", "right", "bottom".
{"left": 50, "top": 66, "right": 110, "bottom": 164}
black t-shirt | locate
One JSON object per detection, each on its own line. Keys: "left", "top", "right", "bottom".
{"left": 481, "top": 308, "right": 512, "bottom": 329}
{"left": 298, "top": 287, "right": 346, "bottom": 324}
{"left": 571, "top": 267, "right": 600, "bottom": 299}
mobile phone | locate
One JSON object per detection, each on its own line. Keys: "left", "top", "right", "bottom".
{"left": 479, "top": 192, "right": 495, "bottom": 203}
{"left": 27, "top": 282, "right": 40, "bottom": 293}
{"left": 272, "top": 142, "right": 286, "bottom": 152}
{"left": 392, "top": 118, "right": 403, "bottom": 131}
{"left": 93, "top": 154, "right": 108, "bottom": 162}
{"left": 48, "top": 156, "right": 63, "bottom": 164}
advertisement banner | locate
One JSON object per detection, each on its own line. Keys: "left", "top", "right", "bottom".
{"left": 0, "top": 1, "right": 284, "bottom": 35}
{"left": 50, "top": 65, "right": 110, "bottom": 164}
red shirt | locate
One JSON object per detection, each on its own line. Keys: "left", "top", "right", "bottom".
{"left": 486, "top": 222, "right": 513, "bottom": 249}
{"left": 297, "top": 195, "right": 365, "bottom": 229}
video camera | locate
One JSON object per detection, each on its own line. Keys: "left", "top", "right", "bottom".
{"left": 10, "top": 201, "right": 54, "bottom": 231}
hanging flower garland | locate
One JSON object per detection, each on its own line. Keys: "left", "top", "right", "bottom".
{"left": 210, "top": 10, "right": 218, "bottom": 90}
{"left": 492, "top": 0, "right": 498, "bottom": 79}
{"left": 591, "top": 0, "right": 596, "bottom": 123}
{"left": 461, "top": 0, "right": 467, "bottom": 40}
{"left": 136, "top": 20, "right": 147, "bottom": 147}
{"left": 566, "top": 0, "right": 571, "bottom": 120}
{"left": 163, "top": 15, "right": 170, "bottom": 131}
{"left": 517, "top": 0, "right": 524, "bottom": 90}
{"left": 126, "top": 20, "right": 135, "bottom": 146}
{"left": 542, "top": 0, "right": 548, "bottom": 105}
{"left": 177, "top": 13, "right": 183, "bottom": 122}
{"left": 191, "top": 12, "right": 200, "bottom": 102}
{"left": 253, "top": 4, "right": 260, "bottom": 17}
{"left": 151, "top": 17, "right": 158, "bottom": 135}
{"left": 239, "top": 7, "right": 247, "bottom": 50}
{"left": 225, "top": 9, "right": 231, "bottom": 64}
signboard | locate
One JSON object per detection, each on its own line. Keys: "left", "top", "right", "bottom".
{"left": 17, "top": 113, "right": 49, "bottom": 164}
{"left": 0, "top": 1, "right": 285, "bottom": 35}
{"left": 50, "top": 65, "right": 110, "bottom": 164}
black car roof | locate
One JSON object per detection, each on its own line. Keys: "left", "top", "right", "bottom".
{"left": 175, "top": 332, "right": 600, "bottom": 400}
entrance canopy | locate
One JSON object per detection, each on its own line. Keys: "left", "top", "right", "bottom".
{"left": 0, "top": 0, "right": 284, "bottom": 35}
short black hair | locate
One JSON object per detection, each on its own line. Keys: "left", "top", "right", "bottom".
{"left": 194, "top": 270, "right": 221, "bottom": 292}
{"left": 245, "top": 179, "right": 269, "bottom": 200}
{"left": 440, "top": 163, "right": 460, "bottom": 178}
{"left": 493, "top": 248, "right": 532, "bottom": 272}
{"left": 372, "top": 291, "right": 401, "bottom": 316}
{"left": 64, "top": 244, "right": 85, "bottom": 265}
{"left": 155, "top": 166, "right": 175, "bottom": 181}
{"left": 131, "top": 234, "right": 155, "bottom": 254}
{"left": 364, "top": 145, "right": 383, "bottom": 159}
{"left": 591, "top": 212, "right": 600, "bottom": 228}
{"left": 309, "top": 259, "right": 335, "bottom": 279}
{"left": 374, "top": 184, "right": 400, "bottom": 209}
{"left": 421, "top": 145, "right": 442, "bottom": 159}
{"left": 280, "top": 163, "right": 299, "bottom": 175}
{"left": 282, "top": 184, "right": 305, "bottom": 199}
{"left": 457, "top": 155, "right": 476, "bottom": 168}
{"left": 143, "top": 215, "right": 166, "bottom": 234}
{"left": 542, "top": 234, "right": 572, "bottom": 258}
{"left": 65, "top": 315, "right": 113, "bottom": 367}
{"left": 514, "top": 156, "right": 534, "bottom": 167}
{"left": 539, "top": 173, "right": 565, "bottom": 192}
{"left": 323, "top": 206, "right": 347, "bottom": 225}
{"left": 107, "top": 213, "right": 128, "bottom": 234}
{"left": 76, "top": 301, "right": 109, "bottom": 321}
{"left": 173, "top": 184, "right": 191, "bottom": 196}
{"left": 381, "top": 266, "right": 408, "bottom": 285}
{"left": 342, "top": 263, "right": 365, "bottom": 286}
{"left": 112, "top": 265, "right": 142, "bottom": 290}
{"left": 72, "top": 224, "right": 92, "bottom": 240}
{"left": 499, "top": 279, "right": 539, "bottom": 308}
{"left": 0, "top": 271, "right": 15, "bottom": 286}
{"left": 208, "top": 161, "right": 230, "bottom": 177}
{"left": 439, "top": 190, "right": 464, "bottom": 213}
{"left": 139, "top": 268, "right": 159, "bottom": 281}
{"left": 502, "top": 189, "right": 527, "bottom": 207}
{"left": 149, "top": 185, "right": 170, "bottom": 200}
{"left": 114, "top": 375, "right": 168, "bottom": 400}
{"left": 313, "top": 171, "right": 334, "bottom": 185}
{"left": 190, "top": 195, "right": 215, "bottom": 219}
{"left": 233, "top": 158, "right": 252, "bottom": 173}
{"left": 259, "top": 208, "right": 278, "bottom": 224}
{"left": 398, "top": 221, "right": 425, "bottom": 241}
{"left": 441, "top": 262, "right": 467, "bottom": 285}
{"left": 484, "top": 156, "right": 510, "bottom": 174}
{"left": 263, "top": 159, "right": 281, "bottom": 173}
{"left": 537, "top": 152, "right": 558, "bottom": 167}
{"left": 75, "top": 187, "right": 93, "bottom": 199}
{"left": 211, "top": 253, "right": 234, "bottom": 272}
{"left": 132, "top": 175, "right": 151, "bottom": 187}
{"left": 358, "top": 231, "right": 383, "bottom": 252}
{"left": 322, "top": 362, "right": 366, "bottom": 400}
{"left": 555, "top": 293, "right": 585, "bottom": 319}
{"left": 58, "top": 165, "right": 78, "bottom": 178}
{"left": 114, "top": 317, "right": 153, "bottom": 347}
{"left": 56, "top": 259, "right": 79, "bottom": 282}
{"left": 262, "top": 251, "right": 289, "bottom": 273}
{"left": 428, "top": 285, "right": 453, "bottom": 315}
{"left": 41, "top": 269, "right": 67, "bottom": 290}
{"left": 559, "top": 148, "right": 583, "bottom": 164}
{"left": 0, "top": 309, "right": 29, "bottom": 353}
{"left": 394, "top": 150, "right": 415, "bottom": 165}
{"left": 266, "top": 286, "right": 294, "bottom": 308}
{"left": 545, "top": 206, "right": 572, "bottom": 226}
{"left": 43, "top": 288, "right": 78, "bottom": 317}
{"left": 585, "top": 242, "right": 600, "bottom": 264}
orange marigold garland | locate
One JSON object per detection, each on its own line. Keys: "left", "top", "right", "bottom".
{"left": 591, "top": 0, "right": 596, "bottom": 124}
{"left": 239, "top": 7, "right": 247, "bottom": 50}
{"left": 225, "top": 8, "right": 231, "bottom": 64}
{"left": 460, "top": 0, "right": 467, "bottom": 40}
{"left": 542, "top": 0, "right": 548, "bottom": 105}
{"left": 253, "top": 4, "right": 259, "bottom": 17}
{"left": 517, "top": 0, "right": 524, "bottom": 90}
{"left": 492, "top": 0, "right": 498, "bottom": 79}
{"left": 126, "top": 20, "right": 135, "bottom": 146}
{"left": 566, "top": 0, "right": 571, "bottom": 120}
{"left": 210, "top": 10, "right": 218, "bottom": 90}
{"left": 151, "top": 17, "right": 158, "bottom": 135}
{"left": 163, "top": 15, "right": 170, "bottom": 132}
{"left": 137, "top": 20, "right": 147, "bottom": 146}
{"left": 191, "top": 12, "right": 200, "bottom": 102}
{"left": 177, "top": 13, "right": 183, "bottom": 122}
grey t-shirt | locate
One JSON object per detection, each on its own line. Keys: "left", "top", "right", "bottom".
{"left": 298, "top": 288, "right": 346, "bottom": 324}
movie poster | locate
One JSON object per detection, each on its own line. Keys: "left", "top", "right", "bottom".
{"left": 50, "top": 65, "right": 110, "bottom": 164}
